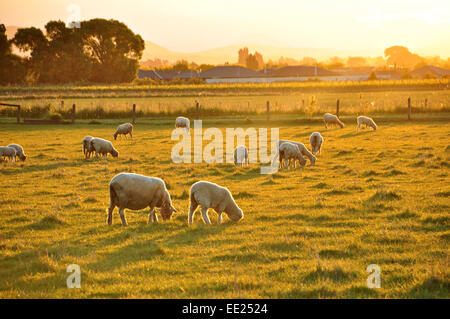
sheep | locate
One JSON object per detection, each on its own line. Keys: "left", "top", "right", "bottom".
{"left": 188, "top": 181, "right": 243, "bottom": 225}
{"left": 175, "top": 116, "right": 190, "bottom": 134}
{"left": 234, "top": 145, "right": 249, "bottom": 167}
{"left": 7, "top": 144, "right": 27, "bottom": 161}
{"left": 357, "top": 116, "right": 377, "bottom": 131}
{"left": 324, "top": 113, "right": 345, "bottom": 129}
{"left": 108, "top": 173, "right": 177, "bottom": 226}
{"left": 309, "top": 132, "right": 323, "bottom": 155}
{"left": 0, "top": 146, "right": 17, "bottom": 163}
{"left": 90, "top": 138, "right": 119, "bottom": 158}
{"left": 279, "top": 139, "right": 316, "bottom": 165}
{"left": 279, "top": 142, "right": 306, "bottom": 169}
{"left": 113, "top": 123, "right": 133, "bottom": 140}
{"left": 82, "top": 136, "right": 94, "bottom": 159}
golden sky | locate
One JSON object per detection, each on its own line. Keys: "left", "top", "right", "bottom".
{"left": 1, "top": 0, "right": 450, "bottom": 57}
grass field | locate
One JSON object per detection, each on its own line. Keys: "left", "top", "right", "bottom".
{"left": 0, "top": 116, "right": 449, "bottom": 298}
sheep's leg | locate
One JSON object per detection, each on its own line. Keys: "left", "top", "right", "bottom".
{"left": 118, "top": 207, "right": 128, "bottom": 226}
{"left": 107, "top": 204, "right": 115, "bottom": 225}
{"left": 218, "top": 213, "right": 223, "bottom": 224}
{"left": 130, "top": 131, "right": 133, "bottom": 139}
{"left": 201, "top": 207, "right": 211, "bottom": 225}
{"left": 188, "top": 202, "right": 198, "bottom": 225}
{"left": 148, "top": 207, "right": 155, "bottom": 223}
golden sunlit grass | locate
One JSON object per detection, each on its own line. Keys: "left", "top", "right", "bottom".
{"left": 0, "top": 116, "right": 448, "bottom": 298}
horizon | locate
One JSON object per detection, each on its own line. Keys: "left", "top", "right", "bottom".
{"left": 1, "top": 0, "right": 450, "bottom": 58}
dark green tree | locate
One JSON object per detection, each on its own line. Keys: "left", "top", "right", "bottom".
{"left": 0, "top": 24, "right": 26, "bottom": 85}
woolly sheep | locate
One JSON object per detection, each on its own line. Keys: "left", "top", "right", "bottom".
{"left": 234, "top": 145, "right": 249, "bottom": 167}
{"left": 90, "top": 138, "right": 119, "bottom": 158}
{"left": 279, "top": 142, "right": 306, "bottom": 169}
{"left": 357, "top": 116, "right": 377, "bottom": 131}
{"left": 309, "top": 132, "right": 323, "bottom": 155}
{"left": 82, "top": 136, "right": 94, "bottom": 159}
{"left": 175, "top": 116, "right": 190, "bottom": 134}
{"left": 0, "top": 146, "right": 17, "bottom": 163}
{"left": 108, "top": 173, "right": 177, "bottom": 226}
{"left": 7, "top": 144, "right": 27, "bottom": 161}
{"left": 189, "top": 181, "right": 243, "bottom": 225}
{"left": 279, "top": 139, "right": 316, "bottom": 165}
{"left": 324, "top": 113, "right": 345, "bottom": 129}
{"left": 113, "top": 123, "right": 133, "bottom": 140}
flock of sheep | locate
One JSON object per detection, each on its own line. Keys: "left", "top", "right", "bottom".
{"left": 1, "top": 113, "right": 377, "bottom": 227}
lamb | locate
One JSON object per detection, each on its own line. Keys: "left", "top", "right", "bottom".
{"left": 82, "top": 136, "right": 94, "bottom": 159}
{"left": 90, "top": 138, "right": 119, "bottom": 158}
{"left": 357, "top": 116, "right": 377, "bottom": 131}
{"left": 0, "top": 146, "right": 17, "bottom": 163}
{"left": 113, "top": 123, "right": 133, "bottom": 140}
{"left": 175, "top": 116, "right": 190, "bottom": 134}
{"left": 7, "top": 144, "right": 27, "bottom": 161}
{"left": 108, "top": 173, "right": 177, "bottom": 226}
{"left": 279, "top": 142, "right": 306, "bottom": 169}
{"left": 279, "top": 140, "right": 316, "bottom": 165}
{"left": 234, "top": 145, "right": 249, "bottom": 167}
{"left": 188, "top": 181, "right": 243, "bottom": 225}
{"left": 309, "top": 132, "right": 323, "bottom": 155}
{"left": 324, "top": 113, "right": 345, "bottom": 129}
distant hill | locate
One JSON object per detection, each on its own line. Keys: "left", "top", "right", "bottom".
{"left": 142, "top": 41, "right": 381, "bottom": 65}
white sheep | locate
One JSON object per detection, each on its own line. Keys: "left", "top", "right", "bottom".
{"left": 82, "top": 136, "right": 94, "bottom": 159}
{"left": 7, "top": 144, "right": 27, "bottom": 161}
{"left": 324, "top": 113, "right": 345, "bottom": 129}
{"left": 108, "top": 173, "right": 177, "bottom": 226}
{"left": 113, "top": 123, "right": 133, "bottom": 140}
{"left": 279, "top": 142, "right": 306, "bottom": 169}
{"left": 234, "top": 145, "right": 249, "bottom": 167}
{"left": 189, "top": 181, "right": 243, "bottom": 225}
{"left": 279, "top": 139, "right": 316, "bottom": 165}
{"left": 0, "top": 146, "right": 17, "bottom": 163}
{"left": 309, "top": 132, "right": 323, "bottom": 155}
{"left": 357, "top": 116, "right": 377, "bottom": 131}
{"left": 90, "top": 138, "right": 119, "bottom": 158}
{"left": 175, "top": 116, "right": 190, "bottom": 134}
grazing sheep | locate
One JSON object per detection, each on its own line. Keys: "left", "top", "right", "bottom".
{"left": 7, "top": 144, "right": 27, "bottom": 161}
{"left": 189, "top": 181, "right": 243, "bottom": 225}
{"left": 108, "top": 173, "right": 177, "bottom": 226}
{"left": 279, "top": 140, "right": 316, "bottom": 165}
{"left": 90, "top": 138, "right": 119, "bottom": 158}
{"left": 0, "top": 146, "right": 17, "bottom": 163}
{"left": 279, "top": 142, "right": 306, "bottom": 169}
{"left": 324, "top": 113, "right": 345, "bottom": 129}
{"left": 82, "top": 136, "right": 94, "bottom": 159}
{"left": 309, "top": 132, "right": 323, "bottom": 155}
{"left": 113, "top": 123, "right": 133, "bottom": 140}
{"left": 234, "top": 145, "right": 249, "bottom": 167}
{"left": 357, "top": 116, "right": 377, "bottom": 131}
{"left": 175, "top": 116, "right": 190, "bottom": 134}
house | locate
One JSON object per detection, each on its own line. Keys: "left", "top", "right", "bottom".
{"left": 411, "top": 65, "right": 450, "bottom": 79}
{"left": 138, "top": 69, "right": 198, "bottom": 80}
{"left": 198, "top": 66, "right": 262, "bottom": 79}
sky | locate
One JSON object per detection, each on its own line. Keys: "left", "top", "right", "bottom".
{"left": 1, "top": 0, "right": 450, "bottom": 57}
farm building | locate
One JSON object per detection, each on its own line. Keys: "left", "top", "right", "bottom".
{"left": 138, "top": 69, "right": 198, "bottom": 80}
{"left": 410, "top": 65, "right": 450, "bottom": 79}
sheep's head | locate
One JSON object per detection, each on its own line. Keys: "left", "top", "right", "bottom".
{"left": 111, "top": 149, "right": 119, "bottom": 157}
{"left": 20, "top": 154, "right": 27, "bottom": 161}
{"left": 160, "top": 201, "right": 177, "bottom": 221}
{"left": 298, "top": 154, "right": 307, "bottom": 166}
{"left": 113, "top": 133, "right": 118, "bottom": 140}
{"left": 227, "top": 206, "right": 244, "bottom": 222}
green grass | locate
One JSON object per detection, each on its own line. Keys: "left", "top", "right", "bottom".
{"left": 0, "top": 117, "right": 448, "bottom": 298}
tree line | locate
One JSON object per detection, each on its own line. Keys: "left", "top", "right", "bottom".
{"left": 0, "top": 19, "right": 144, "bottom": 85}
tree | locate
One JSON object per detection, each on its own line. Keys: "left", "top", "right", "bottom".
{"left": 0, "top": 24, "right": 26, "bottom": 85}
{"left": 81, "top": 19, "right": 145, "bottom": 83}
{"left": 254, "top": 51, "right": 264, "bottom": 69}
{"left": 384, "top": 46, "right": 423, "bottom": 70}
{"left": 238, "top": 47, "right": 249, "bottom": 65}
{"left": 368, "top": 70, "right": 377, "bottom": 81}
{"left": 347, "top": 56, "right": 368, "bottom": 68}
{"left": 246, "top": 54, "right": 259, "bottom": 70}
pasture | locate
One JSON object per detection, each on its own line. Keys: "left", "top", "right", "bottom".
{"left": 0, "top": 115, "right": 449, "bottom": 298}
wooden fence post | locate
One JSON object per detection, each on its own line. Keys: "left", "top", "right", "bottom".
{"left": 408, "top": 97, "right": 411, "bottom": 120}
{"left": 424, "top": 98, "right": 428, "bottom": 108}
{"left": 132, "top": 104, "right": 136, "bottom": 124}
{"left": 266, "top": 101, "right": 270, "bottom": 121}
{"left": 195, "top": 101, "right": 199, "bottom": 120}
{"left": 336, "top": 99, "right": 340, "bottom": 118}
{"left": 72, "top": 104, "right": 76, "bottom": 124}
{"left": 17, "top": 105, "right": 20, "bottom": 124}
